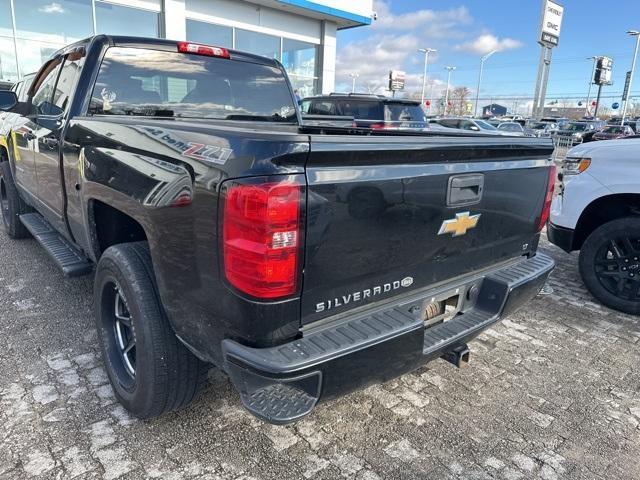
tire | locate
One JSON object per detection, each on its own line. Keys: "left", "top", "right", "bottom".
{"left": 0, "top": 160, "right": 32, "bottom": 239}
{"left": 579, "top": 217, "right": 640, "bottom": 315}
{"left": 94, "top": 241, "right": 209, "bottom": 418}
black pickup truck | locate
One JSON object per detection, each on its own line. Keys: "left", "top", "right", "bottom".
{"left": 0, "top": 35, "right": 555, "bottom": 424}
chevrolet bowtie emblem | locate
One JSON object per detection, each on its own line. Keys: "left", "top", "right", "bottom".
{"left": 438, "top": 212, "right": 481, "bottom": 237}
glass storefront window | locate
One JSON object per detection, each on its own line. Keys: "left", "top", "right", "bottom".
{"left": 282, "top": 38, "right": 317, "bottom": 97}
{"left": 14, "top": 0, "right": 93, "bottom": 44}
{"left": 0, "top": 0, "right": 13, "bottom": 37}
{"left": 0, "top": 36, "right": 18, "bottom": 81}
{"left": 186, "top": 19, "right": 232, "bottom": 48}
{"left": 95, "top": 2, "right": 159, "bottom": 37}
{"left": 16, "top": 38, "right": 59, "bottom": 77}
{"left": 235, "top": 29, "right": 280, "bottom": 60}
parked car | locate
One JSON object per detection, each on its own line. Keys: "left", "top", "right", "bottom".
{"left": 431, "top": 117, "right": 506, "bottom": 135}
{"left": 592, "top": 124, "right": 635, "bottom": 141}
{"left": 548, "top": 138, "right": 640, "bottom": 314}
{"left": 301, "top": 93, "right": 432, "bottom": 131}
{"left": 553, "top": 121, "right": 598, "bottom": 142}
{"left": 525, "top": 121, "right": 557, "bottom": 137}
{"left": 0, "top": 35, "right": 555, "bottom": 424}
{"left": 497, "top": 122, "right": 526, "bottom": 136}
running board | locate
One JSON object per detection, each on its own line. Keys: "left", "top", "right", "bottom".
{"left": 20, "top": 213, "right": 93, "bottom": 277}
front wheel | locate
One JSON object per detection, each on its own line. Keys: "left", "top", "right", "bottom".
{"left": 94, "top": 242, "right": 209, "bottom": 418}
{"left": 579, "top": 217, "right": 640, "bottom": 315}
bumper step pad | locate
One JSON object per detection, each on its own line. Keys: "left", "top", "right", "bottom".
{"left": 20, "top": 213, "right": 93, "bottom": 277}
{"left": 244, "top": 384, "right": 317, "bottom": 424}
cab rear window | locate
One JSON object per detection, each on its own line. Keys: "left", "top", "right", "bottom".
{"left": 384, "top": 103, "right": 426, "bottom": 122}
{"left": 89, "top": 46, "right": 297, "bottom": 122}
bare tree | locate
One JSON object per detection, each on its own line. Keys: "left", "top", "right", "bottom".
{"left": 451, "top": 87, "right": 471, "bottom": 116}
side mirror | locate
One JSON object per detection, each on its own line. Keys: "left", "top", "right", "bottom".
{"left": 37, "top": 101, "right": 63, "bottom": 117}
{"left": 0, "top": 90, "right": 18, "bottom": 111}
{"left": 470, "top": 125, "right": 480, "bottom": 131}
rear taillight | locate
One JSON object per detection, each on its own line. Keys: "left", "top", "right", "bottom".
{"left": 537, "top": 165, "right": 556, "bottom": 231}
{"left": 178, "top": 41, "right": 230, "bottom": 58}
{"left": 222, "top": 176, "right": 303, "bottom": 299}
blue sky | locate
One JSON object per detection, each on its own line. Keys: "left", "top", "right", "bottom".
{"left": 336, "top": 1, "right": 640, "bottom": 112}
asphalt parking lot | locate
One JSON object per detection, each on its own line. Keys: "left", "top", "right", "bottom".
{"left": 1, "top": 228, "right": 639, "bottom": 480}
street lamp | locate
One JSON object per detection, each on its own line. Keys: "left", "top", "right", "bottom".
{"left": 444, "top": 66, "right": 456, "bottom": 115}
{"left": 621, "top": 30, "right": 640, "bottom": 125}
{"left": 349, "top": 73, "right": 359, "bottom": 93}
{"left": 418, "top": 48, "right": 436, "bottom": 105}
{"left": 474, "top": 50, "right": 497, "bottom": 117}
{"left": 585, "top": 56, "right": 597, "bottom": 117}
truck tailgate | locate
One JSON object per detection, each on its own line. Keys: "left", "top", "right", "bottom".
{"left": 302, "top": 135, "right": 554, "bottom": 324}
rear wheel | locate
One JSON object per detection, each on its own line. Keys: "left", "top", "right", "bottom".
{"left": 94, "top": 241, "right": 209, "bottom": 418}
{"left": 0, "top": 161, "right": 31, "bottom": 239}
{"left": 579, "top": 217, "right": 640, "bottom": 315}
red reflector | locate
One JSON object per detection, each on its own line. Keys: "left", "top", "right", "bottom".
{"left": 370, "top": 122, "right": 388, "bottom": 130}
{"left": 538, "top": 165, "right": 556, "bottom": 232}
{"left": 177, "top": 41, "right": 230, "bottom": 58}
{"left": 222, "top": 178, "right": 302, "bottom": 299}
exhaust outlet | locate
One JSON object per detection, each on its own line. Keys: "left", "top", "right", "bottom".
{"left": 442, "top": 344, "right": 470, "bottom": 368}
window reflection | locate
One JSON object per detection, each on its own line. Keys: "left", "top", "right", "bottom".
{"left": 14, "top": 0, "right": 93, "bottom": 43}
{"left": 235, "top": 29, "right": 280, "bottom": 60}
{"left": 282, "top": 38, "right": 317, "bottom": 98}
{"left": 0, "top": 37, "right": 18, "bottom": 81}
{"left": 95, "top": 2, "right": 159, "bottom": 37}
{"left": 16, "top": 38, "right": 59, "bottom": 77}
{"left": 186, "top": 19, "right": 232, "bottom": 48}
{"left": 0, "top": 0, "right": 13, "bottom": 37}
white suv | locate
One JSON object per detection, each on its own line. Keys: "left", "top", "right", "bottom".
{"left": 548, "top": 138, "right": 640, "bottom": 314}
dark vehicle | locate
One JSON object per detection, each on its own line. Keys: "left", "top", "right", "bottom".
{"left": 525, "top": 121, "right": 557, "bottom": 137}
{"left": 592, "top": 124, "right": 635, "bottom": 141}
{"left": 0, "top": 35, "right": 555, "bottom": 424}
{"left": 554, "top": 121, "right": 599, "bottom": 142}
{"left": 301, "top": 93, "right": 431, "bottom": 130}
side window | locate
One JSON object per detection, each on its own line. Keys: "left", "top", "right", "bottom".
{"left": 12, "top": 81, "right": 22, "bottom": 99}
{"left": 32, "top": 62, "right": 62, "bottom": 115}
{"left": 308, "top": 100, "right": 336, "bottom": 115}
{"left": 19, "top": 77, "right": 34, "bottom": 102}
{"left": 52, "top": 51, "right": 86, "bottom": 115}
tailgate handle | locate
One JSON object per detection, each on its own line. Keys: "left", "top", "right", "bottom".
{"left": 447, "top": 174, "right": 484, "bottom": 206}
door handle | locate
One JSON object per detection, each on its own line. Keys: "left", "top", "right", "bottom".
{"left": 447, "top": 174, "right": 484, "bottom": 207}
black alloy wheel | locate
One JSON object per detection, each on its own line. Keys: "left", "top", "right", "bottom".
{"left": 579, "top": 217, "right": 640, "bottom": 315}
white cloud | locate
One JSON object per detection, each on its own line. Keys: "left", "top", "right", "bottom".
{"left": 335, "top": 1, "right": 524, "bottom": 97}
{"left": 38, "top": 2, "right": 65, "bottom": 14}
{"left": 454, "top": 34, "right": 523, "bottom": 55}
{"left": 335, "top": 1, "right": 474, "bottom": 94}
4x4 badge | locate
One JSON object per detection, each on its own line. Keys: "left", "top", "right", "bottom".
{"left": 438, "top": 212, "right": 481, "bottom": 237}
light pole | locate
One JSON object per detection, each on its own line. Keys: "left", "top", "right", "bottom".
{"left": 418, "top": 48, "right": 436, "bottom": 105}
{"left": 585, "top": 56, "right": 597, "bottom": 117}
{"left": 474, "top": 50, "right": 497, "bottom": 118}
{"left": 621, "top": 30, "right": 640, "bottom": 125}
{"left": 349, "top": 73, "right": 359, "bottom": 93}
{"left": 444, "top": 66, "right": 456, "bottom": 115}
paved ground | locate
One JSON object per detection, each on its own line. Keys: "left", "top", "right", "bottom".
{"left": 1, "top": 228, "right": 639, "bottom": 480}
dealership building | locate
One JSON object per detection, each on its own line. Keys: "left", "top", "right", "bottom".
{"left": 0, "top": 0, "right": 373, "bottom": 95}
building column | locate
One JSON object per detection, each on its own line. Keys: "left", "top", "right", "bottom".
{"left": 162, "top": 0, "right": 186, "bottom": 40}
{"left": 318, "top": 21, "right": 337, "bottom": 94}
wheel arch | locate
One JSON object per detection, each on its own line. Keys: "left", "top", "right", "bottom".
{"left": 88, "top": 198, "right": 148, "bottom": 260}
{"left": 573, "top": 193, "right": 640, "bottom": 250}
